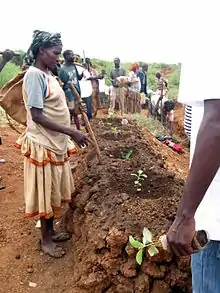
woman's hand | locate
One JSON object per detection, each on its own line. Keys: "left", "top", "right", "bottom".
{"left": 68, "top": 129, "right": 90, "bottom": 148}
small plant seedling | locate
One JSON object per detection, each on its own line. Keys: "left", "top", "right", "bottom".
{"left": 108, "top": 109, "right": 115, "bottom": 117}
{"left": 129, "top": 228, "right": 159, "bottom": 265}
{"left": 120, "top": 149, "right": 133, "bottom": 160}
{"left": 111, "top": 127, "right": 120, "bottom": 137}
{"left": 131, "top": 169, "right": 147, "bottom": 191}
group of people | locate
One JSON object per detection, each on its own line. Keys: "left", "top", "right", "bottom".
{"left": 109, "top": 59, "right": 148, "bottom": 116}
{"left": 108, "top": 59, "right": 175, "bottom": 135}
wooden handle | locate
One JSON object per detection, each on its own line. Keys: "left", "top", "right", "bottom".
{"left": 69, "top": 83, "right": 101, "bottom": 163}
{"left": 81, "top": 110, "right": 101, "bottom": 163}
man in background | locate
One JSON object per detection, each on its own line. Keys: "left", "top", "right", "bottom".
{"left": 80, "top": 62, "right": 93, "bottom": 121}
{"left": 109, "top": 57, "right": 126, "bottom": 115}
{"left": 59, "top": 50, "right": 83, "bottom": 130}
{"left": 85, "top": 58, "right": 103, "bottom": 117}
{"left": 138, "top": 63, "right": 148, "bottom": 108}
{"left": 156, "top": 72, "right": 168, "bottom": 95}
{"left": 99, "top": 69, "right": 106, "bottom": 107}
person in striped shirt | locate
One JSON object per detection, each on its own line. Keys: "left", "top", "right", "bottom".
{"left": 184, "top": 104, "right": 192, "bottom": 144}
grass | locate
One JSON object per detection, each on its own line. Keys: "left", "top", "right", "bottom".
{"left": 0, "top": 61, "right": 21, "bottom": 125}
{"left": 135, "top": 114, "right": 165, "bottom": 137}
{"left": 0, "top": 61, "right": 21, "bottom": 88}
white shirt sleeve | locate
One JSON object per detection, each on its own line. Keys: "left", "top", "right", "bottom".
{"left": 83, "top": 69, "right": 91, "bottom": 80}
{"left": 169, "top": 110, "right": 174, "bottom": 122}
{"left": 128, "top": 71, "right": 134, "bottom": 82}
{"left": 178, "top": 60, "right": 220, "bottom": 106}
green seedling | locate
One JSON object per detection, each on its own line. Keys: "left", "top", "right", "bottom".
{"left": 131, "top": 169, "right": 147, "bottom": 191}
{"left": 120, "top": 149, "right": 133, "bottom": 160}
{"left": 108, "top": 109, "right": 115, "bottom": 117}
{"left": 129, "top": 227, "right": 159, "bottom": 265}
{"left": 111, "top": 127, "right": 120, "bottom": 137}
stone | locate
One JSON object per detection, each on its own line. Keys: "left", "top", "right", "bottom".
{"left": 89, "top": 185, "right": 99, "bottom": 196}
{"left": 106, "top": 228, "right": 128, "bottom": 248}
{"left": 15, "top": 254, "right": 21, "bottom": 260}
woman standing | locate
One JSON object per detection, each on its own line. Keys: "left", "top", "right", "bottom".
{"left": 16, "top": 30, "right": 89, "bottom": 258}
{"left": 128, "top": 63, "right": 141, "bottom": 113}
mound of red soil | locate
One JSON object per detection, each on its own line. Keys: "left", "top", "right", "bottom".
{"left": 67, "top": 117, "right": 191, "bottom": 293}
{"left": 173, "top": 105, "right": 186, "bottom": 139}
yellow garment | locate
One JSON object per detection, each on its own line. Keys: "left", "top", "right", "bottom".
{"left": 16, "top": 69, "right": 77, "bottom": 219}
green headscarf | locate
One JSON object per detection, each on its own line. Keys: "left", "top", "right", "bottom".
{"left": 24, "top": 30, "right": 62, "bottom": 66}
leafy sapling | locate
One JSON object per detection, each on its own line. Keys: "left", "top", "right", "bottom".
{"left": 120, "top": 149, "right": 133, "bottom": 160}
{"left": 111, "top": 127, "right": 120, "bottom": 138}
{"left": 108, "top": 108, "right": 115, "bottom": 117}
{"left": 129, "top": 228, "right": 159, "bottom": 265}
{"left": 131, "top": 169, "right": 147, "bottom": 191}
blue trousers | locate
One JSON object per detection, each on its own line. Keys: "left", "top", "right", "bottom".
{"left": 82, "top": 96, "right": 92, "bottom": 121}
{"left": 191, "top": 240, "right": 220, "bottom": 293}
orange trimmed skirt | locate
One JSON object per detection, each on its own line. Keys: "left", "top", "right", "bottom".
{"left": 16, "top": 133, "right": 77, "bottom": 219}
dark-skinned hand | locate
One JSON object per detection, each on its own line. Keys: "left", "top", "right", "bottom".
{"left": 68, "top": 129, "right": 90, "bottom": 148}
{"left": 166, "top": 215, "right": 195, "bottom": 257}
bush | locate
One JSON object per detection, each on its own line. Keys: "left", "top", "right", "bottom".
{"left": 11, "top": 50, "right": 25, "bottom": 66}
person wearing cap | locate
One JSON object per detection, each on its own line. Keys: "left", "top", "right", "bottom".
{"left": 109, "top": 57, "right": 126, "bottom": 116}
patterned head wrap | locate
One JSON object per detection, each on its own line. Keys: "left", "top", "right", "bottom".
{"left": 24, "top": 30, "right": 62, "bottom": 66}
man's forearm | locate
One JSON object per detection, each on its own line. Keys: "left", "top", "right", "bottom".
{"left": 177, "top": 118, "right": 220, "bottom": 218}
{"left": 87, "top": 76, "right": 101, "bottom": 81}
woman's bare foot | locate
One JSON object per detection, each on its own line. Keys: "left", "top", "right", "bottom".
{"left": 38, "top": 240, "right": 65, "bottom": 258}
{"left": 52, "top": 231, "right": 70, "bottom": 242}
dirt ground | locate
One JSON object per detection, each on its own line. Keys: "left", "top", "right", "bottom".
{"left": 0, "top": 109, "right": 190, "bottom": 293}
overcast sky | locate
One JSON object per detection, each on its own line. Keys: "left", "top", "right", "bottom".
{"left": 1, "top": 0, "right": 219, "bottom": 63}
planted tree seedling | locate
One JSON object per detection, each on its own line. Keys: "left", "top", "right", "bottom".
{"left": 129, "top": 227, "right": 159, "bottom": 265}
{"left": 111, "top": 127, "right": 120, "bottom": 138}
{"left": 131, "top": 169, "right": 147, "bottom": 191}
{"left": 120, "top": 149, "right": 133, "bottom": 160}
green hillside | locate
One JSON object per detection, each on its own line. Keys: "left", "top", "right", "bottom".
{"left": 0, "top": 52, "right": 181, "bottom": 99}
